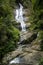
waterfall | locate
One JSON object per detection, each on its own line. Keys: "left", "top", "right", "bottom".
{"left": 15, "top": 3, "right": 26, "bottom": 31}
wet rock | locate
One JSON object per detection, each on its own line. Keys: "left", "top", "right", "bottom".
{"left": 2, "top": 50, "right": 23, "bottom": 64}
{"left": 22, "top": 51, "right": 41, "bottom": 65}
{"left": 20, "top": 31, "right": 33, "bottom": 44}
{"left": 20, "top": 32, "right": 37, "bottom": 44}
{"left": 31, "top": 45, "right": 40, "bottom": 51}
{"left": 2, "top": 31, "right": 41, "bottom": 65}
{"left": 9, "top": 63, "right": 33, "bottom": 65}
{"left": 2, "top": 43, "right": 42, "bottom": 65}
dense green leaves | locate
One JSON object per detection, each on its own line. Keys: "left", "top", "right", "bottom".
{"left": 30, "top": 1, "right": 43, "bottom": 64}
{"left": 0, "top": 0, "right": 20, "bottom": 62}
{"left": 39, "top": 58, "right": 43, "bottom": 65}
{"left": 30, "top": 0, "right": 43, "bottom": 51}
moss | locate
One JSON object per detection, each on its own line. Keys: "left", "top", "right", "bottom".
{"left": 39, "top": 58, "right": 43, "bottom": 65}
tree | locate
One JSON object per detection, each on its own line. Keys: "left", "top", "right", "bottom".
{"left": 0, "top": 0, "right": 20, "bottom": 63}
{"left": 30, "top": 0, "right": 43, "bottom": 41}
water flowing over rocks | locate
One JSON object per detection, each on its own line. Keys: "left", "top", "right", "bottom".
{"left": 2, "top": 2, "right": 43, "bottom": 65}
{"left": 2, "top": 45, "right": 42, "bottom": 65}
{"left": 2, "top": 32, "right": 42, "bottom": 65}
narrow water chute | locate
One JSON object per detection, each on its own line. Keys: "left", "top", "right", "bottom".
{"left": 15, "top": 3, "right": 26, "bottom": 31}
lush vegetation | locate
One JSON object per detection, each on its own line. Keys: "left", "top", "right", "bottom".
{"left": 0, "top": 0, "right": 20, "bottom": 62}
{"left": 39, "top": 58, "right": 43, "bottom": 65}
{"left": 30, "top": 0, "right": 43, "bottom": 64}
{"left": 30, "top": 0, "right": 43, "bottom": 50}
{"left": 0, "top": 0, "right": 43, "bottom": 65}
{"left": 22, "top": 0, "right": 43, "bottom": 50}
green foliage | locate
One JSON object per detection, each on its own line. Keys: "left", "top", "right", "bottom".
{"left": 30, "top": 0, "right": 43, "bottom": 31}
{"left": 31, "top": 0, "right": 36, "bottom": 8}
{"left": 40, "top": 40, "right": 43, "bottom": 51}
{"left": 23, "top": 0, "right": 31, "bottom": 8}
{"left": 10, "top": 0, "right": 16, "bottom": 8}
{"left": 30, "top": 0, "right": 43, "bottom": 51}
{"left": 38, "top": 31, "right": 43, "bottom": 40}
{"left": 37, "top": 31, "right": 43, "bottom": 51}
{"left": 30, "top": 20, "right": 43, "bottom": 31}
{"left": 0, "top": 0, "right": 20, "bottom": 62}
{"left": 39, "top": 58, "right": 43, "bottom": 65}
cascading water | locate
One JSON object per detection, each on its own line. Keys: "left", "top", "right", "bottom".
{"left": 9, "top": 4, "right": 26, "bottom": 65}
{"left": 15, "top": 3, "right": 26, "bottom": 31}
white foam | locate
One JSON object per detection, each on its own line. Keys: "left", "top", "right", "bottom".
{"left": 9, "top": 58, "right": 20, "bottom": 64}
{"left": 15, "top": 4, "right": 26, "bottom": 31}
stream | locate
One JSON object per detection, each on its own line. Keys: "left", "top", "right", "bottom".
{"left": 15, "top": 3, "right": 26, "bottom": 31}
{"left": 1, "top": 1, "right": 41, "bottom": 65}
{"left": 9, "top": 3, "right": 27, "bottom": 65}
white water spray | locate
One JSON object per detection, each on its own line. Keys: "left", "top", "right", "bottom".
{"left": 15, "top": 3, "right": 26, "bottom": 31}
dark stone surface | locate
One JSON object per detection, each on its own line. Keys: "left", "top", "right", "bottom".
{"left": 20, "top": 33, "right": 37, "bottom": 44}
{"left": 9, "top": 63, "right": 33, "bottom": 65}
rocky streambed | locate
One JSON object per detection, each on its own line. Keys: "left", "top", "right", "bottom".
{"left": 2, "top": 44, "right": 42, "bottom": 65}
{"left": 2, "top": 31, "right": 43, "bottom": 65}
